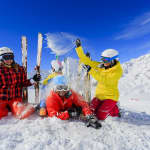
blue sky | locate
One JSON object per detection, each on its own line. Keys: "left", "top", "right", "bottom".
{"left": 0, "top": 0, "right": 150, "bottom": 71}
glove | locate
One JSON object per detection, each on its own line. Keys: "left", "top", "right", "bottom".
{"left": 86, "top": 52, "right": 90, "bottom": 58}
{"left": 35, "top": 104, "right": 40, "bottom": 111}
{"left": 75, "top": 39, "right": 81, "bottom": 47}
{"left": 83, "top": 65, "right": 91, "bottom": 73}
{"left": 32, "top": 74, "right": 41, "bottom": 82}
{"left": 83, "top": 52, "right": 91, "bottom": 72}
{"left": 98, "top": 63, "right": 105, "bottom": 68}
{"left": 86, "top": 115, "right": 102, "bottom": 129}
{"left": 68, "top": 105, "right": 82, "bottom": 118}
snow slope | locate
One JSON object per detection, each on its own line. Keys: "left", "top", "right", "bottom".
{"left": 1, "top": 54, "right": 150, "bottom": 150}
{"left": 119, "top": 53, "right": 150, "bottom": 113}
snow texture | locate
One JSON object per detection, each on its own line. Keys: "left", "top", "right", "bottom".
{"left": 1, "top": 54, "right": 150, "bottom": 150}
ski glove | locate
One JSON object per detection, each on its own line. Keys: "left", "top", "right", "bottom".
{"left": 75, "top": 39, "right": 81, "bottom": 47}
{"left": 86, "top": 115, "right": 102, "bottom": 129}
{"left": 32, "top": 74, "right": 41, "bottom": 82}
{"left": 83, "top": 65, "right": 91, "bottom": 73}
{"left": 68, "top": 105, "right": 82, "bottom": 118}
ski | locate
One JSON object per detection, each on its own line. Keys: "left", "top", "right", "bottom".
{"left": 77, "top": 54, "right": 91, "bottom": 102}
{"left": 21, "top": 36, "right": 28, "bottom": 103}
{"left": 84, "top": 52, "right": 91, "bottom": 103}
{"left": 35, "top": 32, "right": 43, "bottom": 104}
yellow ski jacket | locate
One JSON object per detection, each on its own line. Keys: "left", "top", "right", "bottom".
{"left": 75, "top": 46, "right": 123, "bottom": 101}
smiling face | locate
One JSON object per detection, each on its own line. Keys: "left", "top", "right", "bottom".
{"left": 2, "top": 54, "right": 14, "bottom": 66}
{"left": 103, "top": 62, "right": 111, "bottom": 67}
{"left": 55, "top": 85, "right": 69, "bottom": 97}
{"left": 3, "top": 59, "right": 14, "bottom": 65}
{"left": 56, "top": 90, "right": 68, "bottom": 97}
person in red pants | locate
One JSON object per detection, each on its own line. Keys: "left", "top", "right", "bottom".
{"left": 46, "top": 75, "right": 102, "bottom": 129}
{"left": 0, "top": 47, "right": 41, "bottom": 119}
{"left": 75, "top": 39, "right": 123, "bottom": 121}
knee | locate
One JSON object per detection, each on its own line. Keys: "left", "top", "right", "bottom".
{"left": 96, "top": 109, "right": 108, "bottom": 120}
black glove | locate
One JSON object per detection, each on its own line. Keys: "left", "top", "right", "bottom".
{"left": 98, "top": 63, "right": 105, "bottom": 68}
{"left": 75, "top": 39, "right": 81, "bottom": 47}
{"left": 86, "top": 115, "right": 102, "bottom": 129}
{"left": 83, "top": 52, "right": 91, "bottom": 72}
{"left": 83, "top": 65, "right": 91, "bottom": 73}
{"left": 35, "top": 103, "right": 40, "bottom": 112}
{"left": 68, "top": 105, "right": 82, "bottom": 118}
{"left": 86, "top": 52, "right": 90, "bottom": 58}
{"left": 32, "top": 74, "right": 41, "bottom": 82}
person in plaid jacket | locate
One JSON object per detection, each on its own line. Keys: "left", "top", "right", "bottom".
{"left": 0, "top": 47, "right": 41, "bottom": 119}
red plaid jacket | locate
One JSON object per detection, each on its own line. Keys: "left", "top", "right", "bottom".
{"left": 0, "top": 63, "right": 32, "bottom": 101}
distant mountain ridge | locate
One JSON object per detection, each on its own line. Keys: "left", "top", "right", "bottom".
{"left": 119, "top": 53, "right": 150, "bottom": 101}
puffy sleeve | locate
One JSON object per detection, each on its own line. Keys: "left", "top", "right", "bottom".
{"left": 42, "top": 72, "right": 57, "bottom": 85}
{"left": 21, "top": 66, "right": 32, "bottom": 87}
{"left": 75, "top": 46, "right": 99, "bottom": 68}
{"left": 46, "top": 92, "right": 70, "bottom": 120}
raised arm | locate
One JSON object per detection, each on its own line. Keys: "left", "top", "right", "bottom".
{"left": 75, "top": 39, "right": 99, "bottom": 68}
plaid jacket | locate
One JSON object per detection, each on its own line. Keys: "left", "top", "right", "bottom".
{"left": 0, "top": 63, "right": 32, "bottom": 101}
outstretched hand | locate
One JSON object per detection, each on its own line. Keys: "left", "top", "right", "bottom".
{"left": 32, "top": 74, "right": 41, "bottom": 82}
{"left": 75, "top": 39, "right": 81, "bottom": 47}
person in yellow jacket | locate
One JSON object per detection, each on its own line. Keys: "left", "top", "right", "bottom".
{"left": 42, "top": 60, "right": 63, "bottom": 86}
{"left": 39, "top": 59, "right": 63, "bottom": 117}
{"left": 75, "top": 39, "right": 123, "bottom": 120}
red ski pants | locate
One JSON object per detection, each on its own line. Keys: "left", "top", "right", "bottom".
{"left": 0, "top": 98, "right": 22, "bottom": 119}
{"left": 90, "top": 97, "right": 119, "bottom": 120}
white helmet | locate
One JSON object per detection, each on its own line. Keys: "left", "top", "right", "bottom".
{"left": 101, "top": 49, "right": 118, "bottom": 58}
{"left": 51, "top": 60, "right": 63, "bottom": 72}
{"left": 0, "top": 47, "right": 13, "bottom": 56}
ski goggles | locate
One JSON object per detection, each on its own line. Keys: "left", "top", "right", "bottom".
{"left": 101, "top": 57, "right": 111, "bottom": 63}
{"left": 101, "top": 55, "right": 118, "bottom": 63}
{"left": 55, "top": 85, "right": 69, "bottom": 91}
{"left": 1, "top": 54, "right": 14, "bottom": 60}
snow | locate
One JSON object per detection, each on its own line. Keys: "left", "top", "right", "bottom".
{"left": 46, "top": 32, "right": 76, "bottom": 56}
{"left": 1, "top": 54, "right": 150, "bottom": 150}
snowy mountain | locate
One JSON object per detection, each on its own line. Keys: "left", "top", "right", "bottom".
{"left": 1, "top": 54, "right": 150, "bottom": 150}
{"left": 119, "top": 53, "right": 150, "bottom": 112}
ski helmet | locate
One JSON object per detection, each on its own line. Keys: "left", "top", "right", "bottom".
{"left": 51, "top": 60, "right": 63, "bottom": 72}
{"left": 53, "top": 75, "right": 69, "bottom": 91}
{"left": 101, "top": 49, "right": 119, "bottom": 63}
{"left": 0, "top": 47, "right": 14, "bottom": 61}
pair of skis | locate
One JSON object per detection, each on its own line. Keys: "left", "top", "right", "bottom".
{"left": 21, "top": 33, "right": 43, "bottom": 104}
{"left": 21, "top": 34, "right": 91, "bottom": 104}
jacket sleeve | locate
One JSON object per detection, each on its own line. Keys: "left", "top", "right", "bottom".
{"left": 71, "top": 90, "right": 92, "bottom": 116}
{"left": 21, "top": 67, "right": 32, "bottom": 87}
{"left": 46, "top": 95, "right": 70, "bottom": 120}
{"left": 75, "top": 46, "right": 99, "bottom": 68}
{"left": 42, "top": 73, "right": 57, "bottom": 85}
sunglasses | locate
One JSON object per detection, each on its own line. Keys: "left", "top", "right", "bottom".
{"left": 56, "top": 85, "right": 69, "bottom": 91}
{"left": 2, "top": 54, "right": 14, "bottom": 60}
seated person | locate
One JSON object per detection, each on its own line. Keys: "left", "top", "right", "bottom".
{"left": 39, "top": 60, "right": 63, "bottom": 117}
